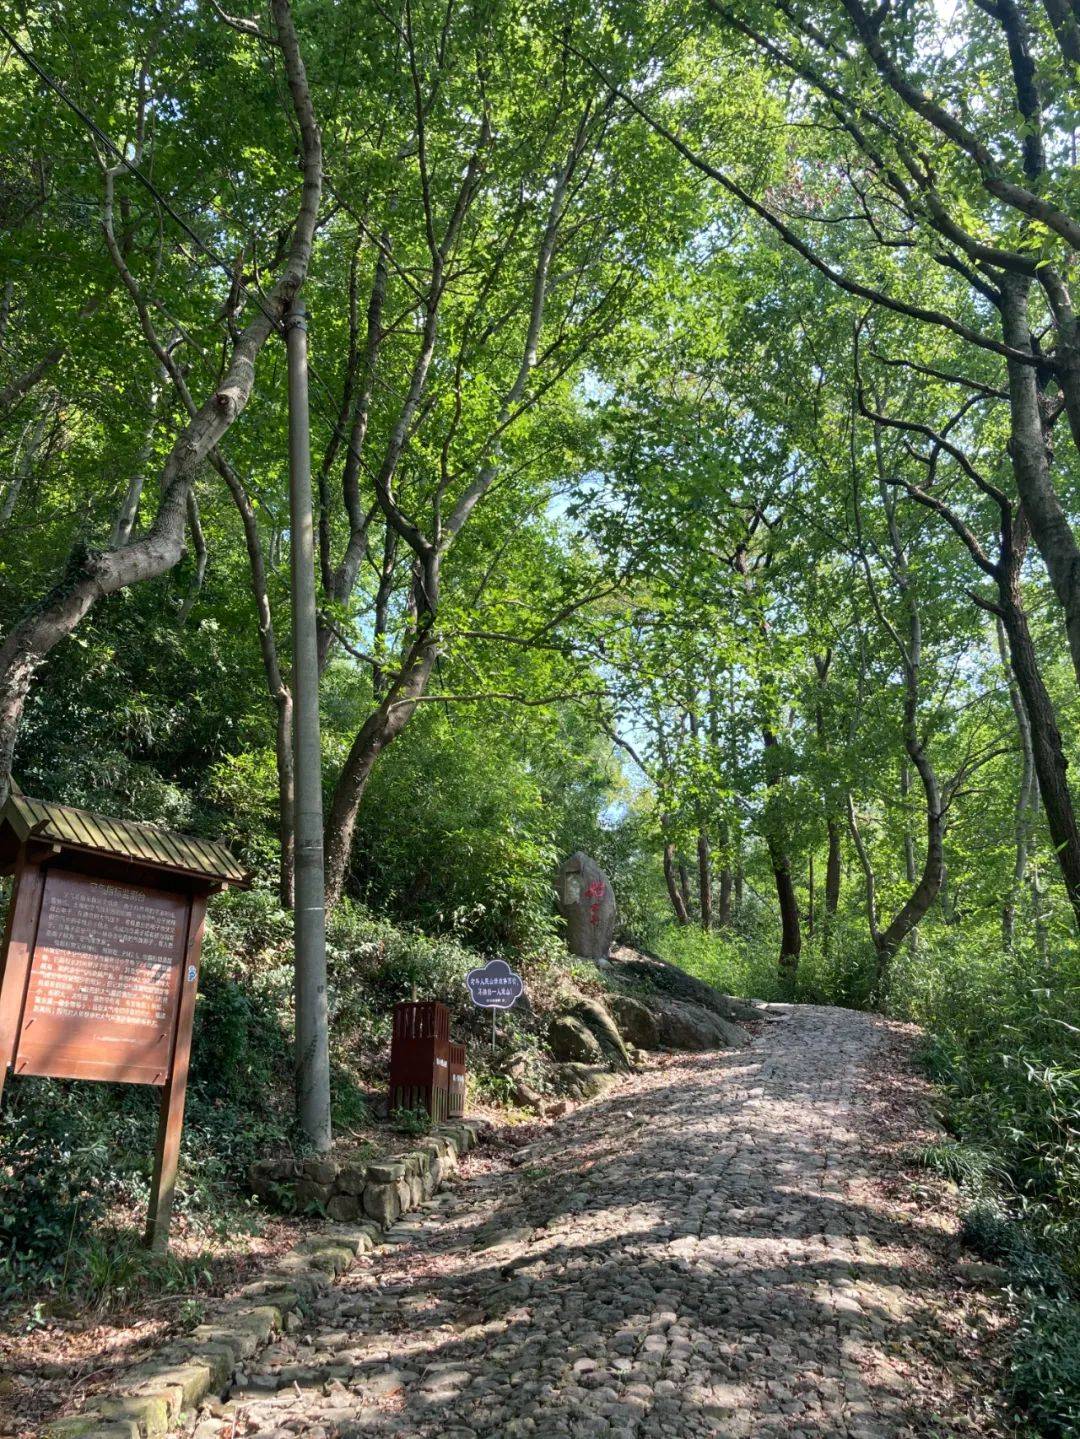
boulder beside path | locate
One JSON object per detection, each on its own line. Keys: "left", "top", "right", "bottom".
{"left": 549, "top": 997, "right": 633, "bottom": 1070}
{"left": 554, "top": 851, "right": 616, "bottom": 959}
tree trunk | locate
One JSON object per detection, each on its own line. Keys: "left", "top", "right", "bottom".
{"left": 324, "top": 619, "right": 439, "bottom": 906}
{"left": 856, "top": 465, "right": 945, "bottom": 984}
{"left": 1, "top": 393, "right": 54, "bottom": 528}
{"left": 176, "top": 491, "right": 208, "bottom": 625}
{"left": 217, "top": 457, "right": 296, "bottom": 907}
{"left": 315, "top": 231, "right": 390, "bottom": 675}
{"left": 286, "top": 294, "right": 330, "bottom": 1152}
{"left": 847, "top": 791, "right": 880, "bottom": 946}
{"left": 900, "top": 762, "right": 917, "bottom": 884}
{"left": 870, "top": 641, "right": 944, "bottom": 975}
{"left": 1000, "top": 276, "right": 1080, "bottom": 688}
{"left": 697, "top": 830, "right": 712, "bottom": 931}
{"left": 664, "top": 840, "right": 690, "bottom": 925}
{"left": 763, "top": 728, "right": 801, "bottom": 972}
{"left": 718, "top": 865, "right": 733, "bottom": 925}
{"left": 715, "top": 768, "right": 733, "bottom": 926}
{"left": 654, "top": 719, "right": 690, "bottom": 926}
{"left": 1030, "top": 835, "right": 1049, "bottom": 963}
{"left": 825, "top": 818, "right": 841, "bottom": 914}
{"left": 850, "top": 744, "right": 942, "bottom": 987}
{"left": 277, "top": 691, "right": 296, "bottom": 909}
{"left": 111, "top": 383, "right": 161, "bottom": 547}
{"left": 0, "top": 0, "right": 321, "bottom": 804}
{"left": 688, "top": 708, "right": 711, "bottom": 931}
{"left": 937, "top": 864, "right": 954, "bottom": 922}
{"left": 979, "top": 497, "right": 1080, "bottom": 930}
{"left": 678, "top": 857, "right": 694, "bottom": 921}
{"left": 996, "top": 617, "right": 1037, "bottom": 947}
{"left": 812, "top": 652, "right": 841, "bottom": 924}
{"left": 874, "top": 770, "right": 943, "bottom": 967}
{"left": 874, "top": 383, "right": 1080, "bottom": 933}
{"left": 998, "top": 589, "right": 1080, "bottom": 930}
{"left": 371, "top": 524, "right": 398, "bottom": 699}
{"left": 807, "top": 853, "right": 815, "bottom": 936}
{"left": 770, "top": 843, "right": 802, "bottom": 973}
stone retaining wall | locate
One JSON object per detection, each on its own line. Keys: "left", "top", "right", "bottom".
{"left": 46, "top": 1119, "right": 485, "bottom": 1439}
{"left": 247, "top": 1119, "right": 485, "bottom": 1227}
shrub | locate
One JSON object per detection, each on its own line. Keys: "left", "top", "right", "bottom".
{"left": 1011, "top": 1294, "right": 1080, "bottom": 1438}
{"left": 915, "top": 1142, "right": 1003, "bottom": 1192}
{"left": 654, "top": 913, "right": 877, "bottom": 1009}
{"left": 889, "top": 924, "right": 1080, "bottom": 1276}
{"left": 655, "top": 923, "right": 786, "bottom": 1003}
{"left": 0, "top": 1088, "right": 110, "bottom": 1295}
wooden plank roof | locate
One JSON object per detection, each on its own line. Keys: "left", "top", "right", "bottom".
{"left": 0, "top": 794, "right": 250, "bottom": 886}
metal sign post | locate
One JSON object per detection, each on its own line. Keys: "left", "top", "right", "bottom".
{"left": 285, "top": 294, "right": 331, "bottom": 1155}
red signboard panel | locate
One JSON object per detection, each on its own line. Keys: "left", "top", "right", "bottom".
{"left": 12, "top": 870, "right": 190, "bottom": 1086}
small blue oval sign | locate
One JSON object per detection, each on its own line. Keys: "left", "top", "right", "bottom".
{"left": 466, "top": 959, "right": 524, "bottom": 1010}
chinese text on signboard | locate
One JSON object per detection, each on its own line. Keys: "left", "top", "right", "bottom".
{"left": 466, "top": 959, "right": 524, "bottom": 1010}
{"left": 13, "top": 871, "right": 188, "bottom": 1086}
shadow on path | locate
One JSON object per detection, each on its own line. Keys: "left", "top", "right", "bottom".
{"left": 201, "top": 1005, "right": 1006, "bottom": 1439}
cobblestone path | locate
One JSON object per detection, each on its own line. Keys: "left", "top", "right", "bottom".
{"left": 197, "top": 1006, "right": 1005, "bottom": 1439}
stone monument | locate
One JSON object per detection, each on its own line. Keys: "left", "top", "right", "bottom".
{"left": 555, "top": 851, "right": 616, "bottom": 960}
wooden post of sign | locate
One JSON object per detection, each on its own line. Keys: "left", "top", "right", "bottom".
{"left": 144, "top": 893, "right": 207, "bottom": 1253}
{"left": 0, "top": 854, "right": 44, "bottom": 1107}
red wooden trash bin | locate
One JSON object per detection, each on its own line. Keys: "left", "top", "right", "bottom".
{"left": 389, "top": 1001, "right": 450, "bottom": 1121}
{"left": 448, "top": 1041, "right": 466, "bottom": 1118}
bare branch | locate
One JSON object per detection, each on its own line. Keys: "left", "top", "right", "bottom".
{"left": 204, "top": 0, "right": 279, "bottom": 45}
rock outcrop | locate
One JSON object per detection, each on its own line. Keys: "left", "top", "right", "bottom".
{"left": 652, "top": 998, "right": 749, "bottom": 1051}
{"left": 550, "top": 944, "right": 757, "bottom": 1071}
{"left": 550, "top": 996, "right": 632, "bottom": 1071}
{"left": 608, "top": 943, "right": 762, "bottom": 1022}
{"left": 606, "top": 990, "right": 749, "bottom": 1052}
{"left": 600, "top": 944, "right": 759, "bottom": 1052}
{"left": 606, "top": 993, "right": 660, "bottom": 1050}
{"left": 570, "top": 996, "right": 632, "bottom": 1070}
{"left": 549, "top": 1013, "right": 605, "bottom": 1065}
{"left": 554, "top": 1062, "right": 617, "bottom": 1101}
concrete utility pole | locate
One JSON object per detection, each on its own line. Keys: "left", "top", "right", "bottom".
{"left": 285, "top": 295, "right": 331, "bottom": 1152}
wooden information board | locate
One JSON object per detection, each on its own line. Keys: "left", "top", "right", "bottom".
{"left": 13, "top": 871, "right": 190, "bottom": 1086}
{"left": 0, "top": 794, "right": 246, "bottom": 1252}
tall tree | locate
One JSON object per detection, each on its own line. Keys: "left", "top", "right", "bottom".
{"left": 0, "top": 0, "right": 322, "bottom": 801}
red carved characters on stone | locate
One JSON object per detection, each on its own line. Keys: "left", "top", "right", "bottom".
{"left": 584, "top": 878, "right": 606, "bottom": 927}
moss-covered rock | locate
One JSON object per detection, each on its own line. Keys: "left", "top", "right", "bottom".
{"left": 653, "top": 999, "right": 749, "bottom": 1051}
{"left": 554, "top": 1062, "right": 616, "bottom": 1100}
{"left": 549, "top": 1014, "right": 605, "bottom": 1064}
{"left": 569, "top": 997, "right": 632, "bottom": 1070}
{"left": 608, "top": 944, "right": 761, "bottom": 1022}
{"left": 606, "top": 993, "right": 660, "bottom": 1050}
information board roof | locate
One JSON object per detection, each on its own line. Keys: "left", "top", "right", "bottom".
{"left": 0, "top": 794, "right": 249, "bottom": 887}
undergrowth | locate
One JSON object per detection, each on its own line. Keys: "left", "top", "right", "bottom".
{"left": 957, "top": 1194, "right": 1080, "bottom": 1436}
{"left": 895, "top": 928, "right": 1080, "bottom": 1437}
{"left": 655, "top": 908, "right": 878, "bottom": 1009}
